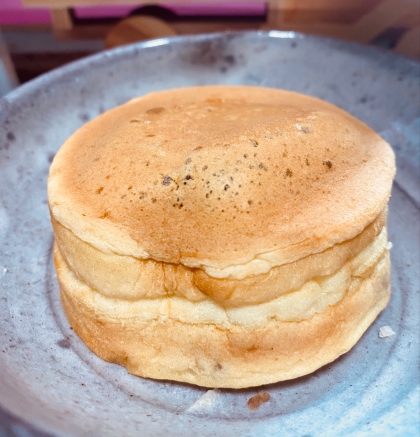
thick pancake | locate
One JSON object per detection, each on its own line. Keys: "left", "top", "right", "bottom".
{"left": 48, "top": 85, "right": 395, "bottom": 389}
{"left": 48, "top": 86, "right": 395, "bottom": 270}
{"left": 55, "top": 244, "right": 391, "bottom": 388}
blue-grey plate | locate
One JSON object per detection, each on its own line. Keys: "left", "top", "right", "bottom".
{"left": 0, "top": 31, "right": 419, "bottom": 437}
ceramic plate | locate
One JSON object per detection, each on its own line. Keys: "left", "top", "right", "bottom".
{"left": 0, "top": 32, "right": 419, "bottom": 437}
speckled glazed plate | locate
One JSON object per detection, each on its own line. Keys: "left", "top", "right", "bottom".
{"left": 0, "top": 32, "right": 419, "bottom": 437}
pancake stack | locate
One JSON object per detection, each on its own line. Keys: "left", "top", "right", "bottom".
{"left": 48, "top": 86, "right": 395, "bottom": 388}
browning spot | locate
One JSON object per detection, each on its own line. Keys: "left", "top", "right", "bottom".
{"left": 96, "top": 187, "right": 104, "bottom": 194}
{"left": 146, "top": 107, "right": 165, "bottom": 115}
{"left": 323, "top": 160, "right": 333, "bottom": 169}
{"left": 247, "top": 392, "right": 271, "bottom": 410}
{"left": 249, "top": 139, "right": 258, "bottom": 147}
{"left": 224, "top": 184, "right": 230, "bottom": 191}
{"left": 286, "top": 168, "right": 293, "bottom": 177}
{"left": 99, "top": 211, "right": 109, "bottom": 219}
{"left": 162, "top": 176, "right": 172, "bottom": 186}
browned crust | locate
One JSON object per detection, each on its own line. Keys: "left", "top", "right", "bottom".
{"left": 48, "top": 86, "right": 395, "bottom": 268}
{"left": 56, "top": 248, "right": 391, "bottom": 389}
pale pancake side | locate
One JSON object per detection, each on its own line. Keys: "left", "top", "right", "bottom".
{"left": 52, "top": 209, "right": 386, "bottom": 306}
{"left": 56, "top": 247, "right": 391, "bottom": 388}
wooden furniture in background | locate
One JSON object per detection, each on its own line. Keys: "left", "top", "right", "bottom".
{"left": 20, "top": 0, "right": 420, "bottom": 59}
{"left": 264, "top": 0, "right": 420, "bottom": 46}
{"left": 0, "top": 29, "right": 20, "bottom": 96}
{"left": 394, "top": 26, "right": 420, "bottom": 58}
{"left": 105, "top": 15, "right": 176, "bottom": 48}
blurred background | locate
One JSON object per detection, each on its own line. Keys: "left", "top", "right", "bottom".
{"left": 1, "top": 0, "right": 419, "bottom": 97}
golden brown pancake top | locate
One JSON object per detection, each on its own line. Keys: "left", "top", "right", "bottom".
{"left": 48, "top": 86, "right": 395, "bottom": 268}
